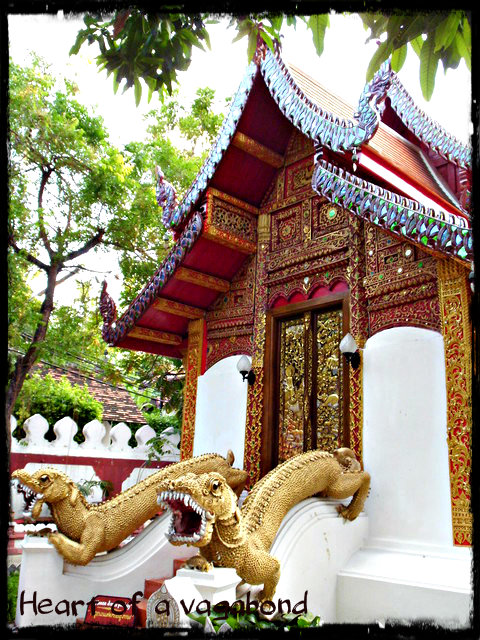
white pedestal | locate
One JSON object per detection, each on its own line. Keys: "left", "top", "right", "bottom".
{"left": 175, "top": 566, "right": 241, "bottom": 604}
{"left": 337, "top": 543, "right": 472, "bottom": 628}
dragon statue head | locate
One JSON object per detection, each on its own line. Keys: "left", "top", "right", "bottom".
{"left": 157, "top": 471, "right": 239, "bottom": 547}
{"left": 12, "top": 467, "right": 84, "bottom": 520}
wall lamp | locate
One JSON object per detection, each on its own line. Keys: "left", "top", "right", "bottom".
{"left": 339, "top": 333, "right": 361, "bottom": 370}
{"left": 237, "top": 355, "right": 256, "bottom": 385}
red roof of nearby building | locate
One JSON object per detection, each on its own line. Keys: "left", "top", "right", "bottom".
{"left": 34, "top": 364, "right": 147, "bottom": 424}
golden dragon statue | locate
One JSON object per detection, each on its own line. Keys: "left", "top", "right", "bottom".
{"left": 156, "top": 448, "right": 370, "bottom": 601}
{"left": 11, "top": 452, "right": 247, "bottom": 566}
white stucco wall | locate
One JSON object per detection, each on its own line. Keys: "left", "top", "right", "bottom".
{"left": 192, "top": 355, "right": 248, "bottom": 467}
{"left": 362, "top": 326, "right": 453, "bottom": 548}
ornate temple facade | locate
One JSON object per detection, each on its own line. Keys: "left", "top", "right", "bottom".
{"left": 101, "top": 46, "right": 472, "bottom": 549}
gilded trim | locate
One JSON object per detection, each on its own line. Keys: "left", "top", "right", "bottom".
{"left": 208, "top": 188, "right": 260, "bottom": 216}
{"left": 232, "top": 131, "right": 284, "bottom": 168}
{"left": 175, "top": 267, "right": 230, "bottom": 292}
{"left": 152, "top": 298, "right": 205, "bottom": 320}
{"left": 128, "top": 327, "right": 182, "bottom": 346}
{"left": 180, "top": 318, "right": 206, "bottom": 460}
{"left": 437, "top": 259, "right": 472, "bottom": 546}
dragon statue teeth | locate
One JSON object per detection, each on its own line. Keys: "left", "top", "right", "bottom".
{"left": 10, "top": 451, "right": 247, "bottom": 566}
{"left": 157, "top": 448, "right": 370, "bottom": 602}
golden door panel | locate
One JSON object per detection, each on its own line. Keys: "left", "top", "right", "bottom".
{"left": 315, "top": 308, "right": 344, "bottom": 451}
{"left": 276, "top": 306, "right": 344, "bottom": 463}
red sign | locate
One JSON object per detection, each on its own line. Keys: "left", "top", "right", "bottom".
{"left": 84, "top": 595, "right": 136, "bottom": 627}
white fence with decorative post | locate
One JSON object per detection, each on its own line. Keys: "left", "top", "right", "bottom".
{"left": 10, "top": 414, "right": 180, "bottom": 518}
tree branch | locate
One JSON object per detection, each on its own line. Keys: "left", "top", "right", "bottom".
{"left": 8, "top": 236, "right": 50, "bottom": 272}
{"left": 63, "top": 229, "right": 105, "bottom": 262}
{"left": 35, "top": 266, "right": 82, "bottom": 296}
{"left": 38, "top": 168, "right": 54, "bottom": 256}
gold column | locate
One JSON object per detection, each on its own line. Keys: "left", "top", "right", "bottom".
{"left": 180, "top": 318, "right": 206, "bottom": 460}
{"left": 244, "top": 212, "right": 270, "bottom": 487}
{"left": 347, "top": 216, "right": 368, "bottom": 462}
{"left": 437, "top": 259, "right": 472, "bottom": 546}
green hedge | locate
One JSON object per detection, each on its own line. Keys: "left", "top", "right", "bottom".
{"left": 7, "top": 570, "right": 19, "bottom": 623}
{"left": 13, "top": 373, "right": 102, "bottom": 443}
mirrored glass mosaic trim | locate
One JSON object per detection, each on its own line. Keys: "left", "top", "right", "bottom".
{"left": 312, "top": 159, "right": 473, "bottom": 263}
{"left": 387, "top": 73, "right": 471, "bottom": 170}
{"left": 160, "top": 63, "right": 258, "bottom": 230}
{"left": 259, "top": 50, "right": 379, "bottom": 153}
{"left": 101, "top": 211, "right": 204, "bottom": 344}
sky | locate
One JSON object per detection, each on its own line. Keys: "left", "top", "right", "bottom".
{"left": 8, "top": 12, "right": 472, "bottom": 308}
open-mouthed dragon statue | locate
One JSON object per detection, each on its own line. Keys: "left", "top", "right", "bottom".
{"left": 157, "top": 448, "right": 370, "bottom": 601}
{"left": 11, "top": 452, "right": 247, "bottom": 566}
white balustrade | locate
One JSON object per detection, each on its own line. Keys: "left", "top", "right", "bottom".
{"left": 109, "top": 422, "right": 132, "bottom": 452}
{"left": 53, "top": 417, "right": 79, "bottom": 448}
{"left": 134, "top": 424, "right": 156, "bottom": 453}
{"left": 10, "top": 413, "right": 176, "bottom": 462}
{"left": 23, "top": 414, "right": 49, "bottom": 448}
{"left": 81, "top": 419, "right": 107, "bottom": 451}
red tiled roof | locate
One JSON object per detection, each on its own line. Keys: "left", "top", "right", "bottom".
{"left": 33, "top": 364, "right": 147, "bottom": 424}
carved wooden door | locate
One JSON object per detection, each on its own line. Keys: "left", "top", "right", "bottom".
{"left": 276, "top": 306, "right": 345, "bottom": 464}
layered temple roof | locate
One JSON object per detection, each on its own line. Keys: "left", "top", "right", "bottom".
{"left": 101, "top": 46, "right": 472, "bottom": 357}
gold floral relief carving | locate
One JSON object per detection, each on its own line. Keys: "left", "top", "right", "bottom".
{"left": 180, "top": 318, "right": 205, "bottom": 460}
{"left": 437, "top": 259, "right": 472, "bottom": 546}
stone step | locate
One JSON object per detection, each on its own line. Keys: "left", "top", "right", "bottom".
{"left": 173, "top": 558, "right": 189, "bottom": 574}
{"left": 144, "top": 577, "right": 166, "bottom": 599}
{"left": 136, "top": 557, "right": 191, "bottom": 627}
{"left": 136, "top": 599, "right": 148, "bottom": 628}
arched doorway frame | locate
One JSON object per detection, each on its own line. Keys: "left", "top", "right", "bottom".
{"left": 261, "top": 290, "right": 350, "bottom": 475}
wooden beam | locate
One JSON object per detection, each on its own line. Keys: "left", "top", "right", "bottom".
{"left": 128, "top": 327, "right": 182, "bottom": 346}
{"left": 202, "top": 226, "right": 257, "bottom": 255}
{"left": 207, "top": 187, "right": 259, "bottom": 216}
{"left": 232, "top": 132, "right": 284, "bottom": 168}
{"left": 175, "top": 267, "right": 230, "bottom": 292}
{"left": 152, "top": 298, "right": 205, "bottom": 320}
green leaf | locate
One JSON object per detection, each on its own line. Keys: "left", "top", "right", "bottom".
{"left": 462, "top": 14, "right": 471, "bottom": 48}
{"left": 419, "top": 34, "right": 439, "bottom": 101}
{"left": 434, "top": 11, "right": 462, "bottom": 52}
{"left": 134, "top": 78, "right": 142, "bottom": 106}
{"left": 307, "top": 14, "right": 330, "bottom": 57}
{"left": 69, "top": 31, "right": 88, "bottom": 56}
{"left": 269, "top": 15, "right": 283, "bottom": 32}
{"left": 202, "top": 28, "right": 211, "bottom": 50}
{"left": 391, "top": 44, "right": 407, "bottom": 72}
{"left": 260, "top": 29, "right": 274, "bottom": 52}
{"left": 247, "top": 29, "right": 257, "bottom": 62}
{"left": 454, "top": 29, "right": 471, "bottom": 70}
{"left": 366, "top": 39, "right": 393, "bottom": 81}
{"left": 410, "top": 35, "right": 424, "bottom": 57}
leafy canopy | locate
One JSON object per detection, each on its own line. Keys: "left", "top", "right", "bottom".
{"left": 8, "top": 56, "right": 224, "bottom": 431}
{"left": 71, "top": 11, "right": 471, "bottom": 103}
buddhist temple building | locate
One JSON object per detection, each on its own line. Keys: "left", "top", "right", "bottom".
{"left": 100, "top": 44, "right": 472, "bottom": 622}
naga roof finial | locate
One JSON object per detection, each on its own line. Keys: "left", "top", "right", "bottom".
{"left": 155, "top": 165, "right": 178, "bottom": 228}
{"left": 99, "top": 280, "right": 117, "bottom": 340}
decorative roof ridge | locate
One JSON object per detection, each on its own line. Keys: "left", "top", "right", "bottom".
{"left": 417, "top": 148, "right": 467, "bottom": 214}
{"left": 387, "top": 72, "right": 471, "bottom": 170}
{"left": 311, "top": 153, "right": 472, "bottom": 264}
{"left": 161, "top": 61, "right": 259, "bottom": 230}
{"left": 100, "top": 210, "right": 204, "bottom": 346}
{"left": 260, "top": 49, "right": 393, "bottom": 164}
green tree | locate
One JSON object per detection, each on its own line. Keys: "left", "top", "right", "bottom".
{"left": 117, "top": 86, "right": 226, "bottom": 304}
{"left": 7, "top": 56, "right": 154, "bottom": 431}
{"left": 8, "top": 57, "right": 225, "bottom": 440}
{"left": 71, "top": 11, "right": 471, "bottom": 103}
